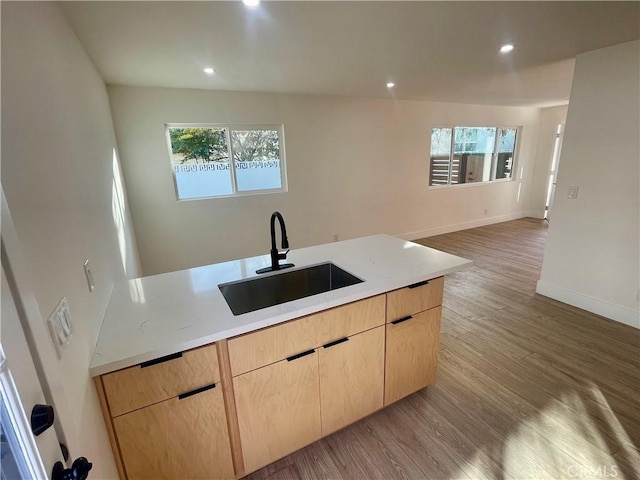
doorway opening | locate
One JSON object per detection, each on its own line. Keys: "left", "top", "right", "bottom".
{"left": 544, "top": 123, "right": 565, "bottom": 221}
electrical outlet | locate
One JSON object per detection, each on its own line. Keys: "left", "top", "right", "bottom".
{"left": 83, "top": 259, "right": 95, "bottom": 292}
{"left": 47, "top": 298, "right": 73, "bottom": 358}
{"left": 568, "top": 185, "right": 579, "bottom": 199}
{"left": 333, "top": 234, "right": 339, "bottom": 242}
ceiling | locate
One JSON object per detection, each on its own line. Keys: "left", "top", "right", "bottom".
{"left": 60, "top": 1, "right": 639, "bottom": 107}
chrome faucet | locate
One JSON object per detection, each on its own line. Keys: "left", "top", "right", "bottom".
{"left": 256, "top": 211, "right": 295, "bottom": 274}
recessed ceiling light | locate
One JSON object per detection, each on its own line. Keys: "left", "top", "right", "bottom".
{"left": 500, "top": 44, "right": 515, "bottom": 54}
{"left": 203, "top": 68, "right": 215, "bottom": 75}
{"left": 242, "top": 0, "right": 260, "bottom": 7}
{"left": 386, "top": 82, "right": 395, "bottom": 88}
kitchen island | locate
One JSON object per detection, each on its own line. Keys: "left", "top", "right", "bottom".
{"left": 91, "top": 234, "right": 471, "bottom": 479}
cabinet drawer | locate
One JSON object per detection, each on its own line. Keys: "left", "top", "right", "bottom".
{"left": 228, "top": 295, "right": 385, "bottom": 377}
{"left": 103, "top": 343, "right": 220, "bottom": 417}
{"left": 386, "top": 276, "right": 444, "bottom": 322}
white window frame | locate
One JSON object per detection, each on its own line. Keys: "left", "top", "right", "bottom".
{"left": 428, "top": 125, "right": 521, "bottom": 189}
{"left": 165, "top": 123, "right": 288, "bottom": 201}
{"left": 0, "top": 348, "right": 48, "bottom": 480}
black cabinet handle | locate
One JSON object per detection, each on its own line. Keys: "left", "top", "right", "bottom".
{"left": 141, "top": 352, "right": 182, "bottom": 368}
{"left": 391, "top": 315, "right": 413, "bottom": 325}
{"left": 408, "top": 280, "right": 430, "bottom": 289}
{"left": 178, "top": 383, "right": 216, "bottom": 400}
{"left": 286, "top": 349, "right": 315, "bottom": 362}
{"left": 322, "top": 337, "right": 349, "bottom": 349}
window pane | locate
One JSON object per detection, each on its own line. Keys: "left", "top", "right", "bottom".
{"left": 168, "top": 127, "right": 232, "bottom": 199}
{"left": 429, "top": 128, "right": 452, "bottom": 186}
{"left": 496, "top": 128, "right": 517, "bottom": 179}
{"left": 231, "top": 129, "right": 282, "bottom": 192}
{"left": 1, "top": 388, "right": 30, "bottom": 480}
{"left": 454, "top": 127, "right": 496, "bottom": 183}
{"left": 428, "top": 125, "right": 518, "bottom": 187}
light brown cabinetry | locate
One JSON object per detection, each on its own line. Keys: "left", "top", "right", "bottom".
{"left": 386, "top": 276, "right": 444, "bottom": 322}
{"left": 319, "top": 325, "right": 385, "bottom": 435}
{"left": 234, "top": 351, "right": 321, "bottom": 473}
{"left": 113, "top": 386, "right": 234, "bottom": 480}
{"left": 229, "top": 295, "right": 386, "bottom": 474}
{"left": 96, "top": 343, "right": 234, "bottom": 480}
{"left": 384, "top": 277, "right": 443, "bottom": 406}
{"left": 384, "top": 307, "right": 442, "bottom": 405}
{"left": 102, "top": 343, "right": 220, "bottom": 417}
{"left": 227, "top": 294, "right": 385, "bottom": 376}
{"left": 96, "top": 277, "right": 445, "bottom": 479}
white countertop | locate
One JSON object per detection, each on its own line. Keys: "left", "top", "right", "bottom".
{"left": 89, "top": 234, "right": 471, "bottom": 376}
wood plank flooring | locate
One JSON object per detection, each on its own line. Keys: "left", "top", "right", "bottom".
{"left": 246, "top": 218, "right": 640, "bottom": 480}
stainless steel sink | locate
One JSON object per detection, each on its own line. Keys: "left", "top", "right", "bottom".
{"left": 218, "top": 262, "right": 364, "bottom": 315}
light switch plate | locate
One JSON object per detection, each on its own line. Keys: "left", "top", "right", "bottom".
{"left": 568, "top": 185, "right": 579, "bottom": 199}
{"left": 47, "top": 297, "right": 73, "bottom": 358}
{"left": 83, "top": 259, "right": 95, "bottom": 292}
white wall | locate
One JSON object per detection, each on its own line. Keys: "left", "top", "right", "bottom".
{"left": 537, "top": 40, "right": 640, "bottom": 328}
{"left": 1, "top": 2, "right": 140, "bottom": 476}
{"left": 109, "top": 86, "right": 542, "bottom": 275}
{"left": 529, "top": 105, "right": 568, "bottom": 218}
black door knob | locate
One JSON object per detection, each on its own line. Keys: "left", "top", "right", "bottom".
{"left": 30, "top": 404, "right": 54, "bottom": 436}
{"left": 51, "top": 457, "right": 93, "bottom": 480}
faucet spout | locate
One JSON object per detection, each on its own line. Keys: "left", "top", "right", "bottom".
{"left": 257, "top": 212, "right": 295, "bottom": 274}
{"left": 270, "top": 212, "right": 289, "bottom": 252}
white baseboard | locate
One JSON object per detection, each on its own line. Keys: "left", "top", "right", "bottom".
{"left": 536, "top": 280, "right": 640, "bottom": 329}
{"left": 398, "top": 211, "right": 532, "bottom": 241}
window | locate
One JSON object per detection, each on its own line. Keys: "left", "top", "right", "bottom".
{"left": 167, "top": 125, "right": 286, "bottom": 200}
{"left": 429, "top": 126, "right": 518, "bottom": 186}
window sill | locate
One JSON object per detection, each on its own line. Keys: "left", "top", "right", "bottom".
{"left": 428, "top": 177, "right": 515, "bottom": 190}
{"left": 175, "top": 187, "right": 288, "bottom": 202}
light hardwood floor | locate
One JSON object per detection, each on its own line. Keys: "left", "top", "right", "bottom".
{"left": 246, "top": 218, "right": 640, "bottom": 480}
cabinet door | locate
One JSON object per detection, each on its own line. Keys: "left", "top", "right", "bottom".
{"left": 385, "top": 307, "right": 441, "bottom": 405}
{"left": 319, "top": 326, "right": 385, "bottom": 435}
{"left": 113, "top": 385, "right": 234, "bottom": 480}
{"left": 234, "top": 350, "right": 321, "bottom": 473}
